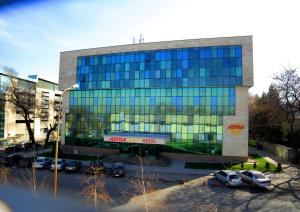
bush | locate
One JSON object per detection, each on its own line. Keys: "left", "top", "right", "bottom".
{"left": 248, "top": 139, "right": 257, "bottom": 147}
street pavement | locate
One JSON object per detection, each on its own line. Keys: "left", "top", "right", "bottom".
{"left": 1, "top": 165, "right": 205, "bottom": 212}
{"left": 1, "top": 147, "right": 300, "bottom": 212}
{"left": 111, "top": 148, "right": 300, "bottom": 212}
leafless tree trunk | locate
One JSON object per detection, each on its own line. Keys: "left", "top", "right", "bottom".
{"left": 138, "top": 156, "right": 149, "bottom": 212}
{"left": 80, "top": 175, "right": 113, "bottom": 209}
{"left": 44, "top": 122, "right": 58, "bottom": 146}
{"left": 0, "top": 67, "right": 38, "bottom": 144}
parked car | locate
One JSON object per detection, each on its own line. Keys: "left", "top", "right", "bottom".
{"left": 237, "top": 170, "right": 271, "bottom": 188}
{"left": 0, "top": 156, "right": 4, "bottom": 165}
{"left": 84, "top": 161, "right": 105, "bottom": 175}
{"left": 18, "top": 157, "right": 35, "bottom": 168}
{"left": 32, "top": 157, "right": 52, "bottom": 169}
{"left": 111, "top": 162, "right": 126, "bottom": 177}
{"left": 50, "top": 159, "right": 66, "bottom": 171}
{"left": 23, "top": 142, "right": 41, "bottom": 150}
{"left": 3, "top": 154, "right": 23, "bottom": 167}
{"left": 5, "top": 145, "right": 22, "bottom": 154}
{"left": 214, "top": 170, "right": 242, "bottom": 187}
{"left": 65, "top": 160, "right": 82, "bottom": 172}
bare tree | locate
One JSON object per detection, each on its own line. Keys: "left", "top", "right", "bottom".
{"left": 0, "top": 165, "right": 10, "bottom": 186}
{"left": 80, "top": 175, "right": 113, "bottom": 209}
{"left": 18, "top": 166, "right": 49, "bottom": 196}
{"left": 249, "top": 84, "right": 285, "bottom": 143}
{"left": 0, "top": 67, "right": 37, "bottom": 144}
{"left": 44, "top": 123, "right": 58, "bottom": 146}
{"left": 44, "top": 99, "right": 60, "bottom": 146}
{"left": 274, "top": 66, "right": 300, "bottom": 147}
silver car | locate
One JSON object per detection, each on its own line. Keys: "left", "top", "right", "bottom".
{"left": 32, "top": 157, "right": 52, "bottom": 169}
{"left": 50, "top": 159, "right": 66, "bottom": 171}
{"left": 214, "top": 170, "right": 242, "bottom": 187}
{"left": 237, "top": 170, "right": 271, "bottom": 188}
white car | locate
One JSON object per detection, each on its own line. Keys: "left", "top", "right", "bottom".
{"left": 214, "top": 170, "right": 242, "bottom": 187}
{"left": 237, "top": 170, "right": 271, "bottom": 188}
{"left": 50, "top": 159, "right": 66, "bottom": 171}
{"left": 32, "top": 157, "right": 52, "bottom": 169}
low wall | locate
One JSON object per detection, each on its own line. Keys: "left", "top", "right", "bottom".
{"left": 61, "top": 145, "right": 248, "bottom": 162}
{"left": 257, "top": 141, "right": 298, "bottom": 163}
{"left": 160, "top": 152, "right": 247, "bottom": 162}
{"left": 61, "top": 145, "right": 120, "bottom": 156}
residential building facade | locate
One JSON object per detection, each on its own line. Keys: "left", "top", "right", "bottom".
{"left": 0, "top": 72, "right": 61, "bottom": 143}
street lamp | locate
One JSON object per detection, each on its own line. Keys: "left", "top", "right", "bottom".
{"left": 53, "top": 83, "right": 78, "bottom": 198}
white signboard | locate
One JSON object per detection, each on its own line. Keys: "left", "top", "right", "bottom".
{"left": 104, "top": 134, "right": 169, "bottom": 145}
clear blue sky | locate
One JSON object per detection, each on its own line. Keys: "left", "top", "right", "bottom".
{"left": 0, "top": 0, "right": 299, "bottom": 94}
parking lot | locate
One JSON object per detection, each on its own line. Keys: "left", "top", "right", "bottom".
{"left": 1, "top": 164, "right": 205, "bottom": 209}
{"left": 1, "top": 147, "right": 300, "bottom": 211}
{"left": 3, "top": 163, "right": 297, "bottom": 212}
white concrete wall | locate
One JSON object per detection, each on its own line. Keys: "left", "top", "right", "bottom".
{"left": 222, "top": 87, "right": 249, "bottom": 157}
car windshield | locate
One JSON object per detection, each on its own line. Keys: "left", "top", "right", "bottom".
{"left": 67, "top": 162, "right": 76, "bottom": 166}
{"left": 92, "top": 162, "right": 102, "bottom": 166}
{"left": 254, "top": 174, "right": 266, "bottom": 179}
{"left": 53, "top": 161, "right": 62, "bottom": 164}
{"left": 36, "top": 159, "right": 44, "bottom": 163}
{"left": 229, "top": 175, "right": 240, "bottom": 180}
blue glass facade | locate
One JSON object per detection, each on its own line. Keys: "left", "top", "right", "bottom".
{"left": 76, "top": 46, "right": 242, "bottom": 89}
{"left": 66, "top": 45, "right": 242, "bottom": 154}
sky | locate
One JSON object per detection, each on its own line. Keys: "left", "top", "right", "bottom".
{"left": 0, "top": 0, "right": 299, "bottom": 95}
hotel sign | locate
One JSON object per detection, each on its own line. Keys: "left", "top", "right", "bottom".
{"left": 227, "top": 124, "right": 244, "bottom": 136}
{"left": 104, "top": 135, "right": 168, "bottom": 145}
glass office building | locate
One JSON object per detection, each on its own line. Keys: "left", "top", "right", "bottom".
{"left": 60, "top": 36, "right": 253, "bottom": 157}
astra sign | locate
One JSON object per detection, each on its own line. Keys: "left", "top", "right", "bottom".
{"left": 227, "top": 124, "right": 244, "bottom": 136}
{"left": 104, "top": 135, "right": 168, "bottom": 145}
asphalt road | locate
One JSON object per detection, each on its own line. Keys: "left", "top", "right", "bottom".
{"left": 3, "top": 166, "right": 203, "bottom": 209}
{"left": 111, "top": 173, "right": 300, "bottom": 212}
{"left": 2, "top": 166, "right": 300, "bottom": 212}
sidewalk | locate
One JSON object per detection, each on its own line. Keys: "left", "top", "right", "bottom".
{"left": 2, "top": 147, "right": 52, "bottom": 158}
{"left": 249, "top": 146, "right": 300, "bottom": 185}
{"left": 102, "top": 160, "right": 214, "bottom": 176}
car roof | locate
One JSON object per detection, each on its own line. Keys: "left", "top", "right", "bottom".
{"left": 115, "top": 162, "right": 124, "bottom": 166}
{"left": 248, "top": 170, "right": 264, "bottom": 175}
{"left": 6, "top": 154, "right": 21, "bottom": 157}
{"left": 37, "top": 157, "right": 47, "bottom": 159}
{"left": 67, "top": 160, "right": 78, "bottom": 163}
{"left": 221, "top": 170, "right": 237, "bottom": 174}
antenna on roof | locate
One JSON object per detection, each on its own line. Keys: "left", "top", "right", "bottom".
{"left": 139, "top": 34, "right": 144, "bottom": 44}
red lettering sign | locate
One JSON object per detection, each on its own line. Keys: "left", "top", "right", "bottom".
{"left": 227, "top": 124, "right": 244, "bottom": 130}
{"left": 227, "top": 124, "right": 244, "bottom": 136}
{"left": 109, "top": 137, "right": 127, "bottom": 142}
{"left": 142, "top": 138, "right": 156, "bottom": 144}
